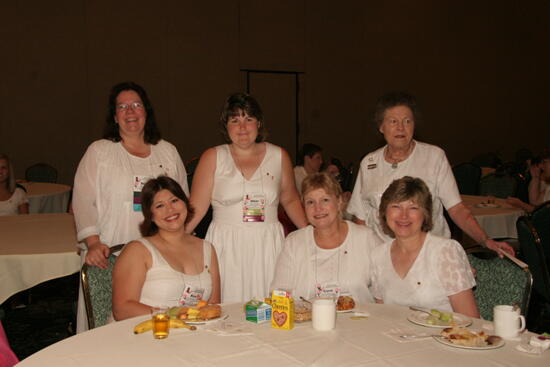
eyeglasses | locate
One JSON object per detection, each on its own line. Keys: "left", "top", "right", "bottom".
{"left": 116, "top": 102, "right": 144, "bottom": 111}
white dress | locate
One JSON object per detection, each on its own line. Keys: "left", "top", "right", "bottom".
{"left": 348, "top": 140, "right": 462, "bottom": 242}
{"left": 73, "top": 139, "right": 188, "bottom": 333}
{"left": 206, "top": 143, "right": 285, "bottom": 303}
{"left": 370, "top": 233, "right": 476, "bottom": 312}
{"left": 138, "top": 238, "right": 213, "bottom": 307}
{"left": 0, "top": 188, "right": 28, "bottom": 215}
{"left": 271, "top": 221, "right": 381, "bottom": 303}
{"left": 293, "top": 165, "right": 307, "bottom": 195}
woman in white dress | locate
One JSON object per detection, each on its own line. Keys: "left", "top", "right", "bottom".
{"left": 348, "top": 91, "right": 513, "bottom": 256}
{"left": 271, "top": 172, "right": 381, "bottom": 303}
{"left": 0, "top": 154, "right": 29, "bottom": 215}
{"left": 370, "top": 176, "right": 479, "bottom": 317}
{"left": 187, "top": 93, "right": 307, "bottom": 303}
{"left": 73, "top": 82, "right": 188, "bottom": 331}
{"left": 112, "top": 176, "right": 220, "bottom": 321}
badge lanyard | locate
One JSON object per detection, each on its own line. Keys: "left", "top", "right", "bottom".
{"left": 232, "top": 148, "right": 266, "bottom": 223}
{"left": 314, "top": 243, "right": 344, "bottom": 299}
{"left": 178, "top": 251, "right": 206, "bottom": 306}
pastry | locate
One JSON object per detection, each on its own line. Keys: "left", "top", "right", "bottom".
{"left": 198, "top": 304, "right": 222, "bottom": 320}
{"left": 336, "top": 296, "right": 355, "bottom": 311}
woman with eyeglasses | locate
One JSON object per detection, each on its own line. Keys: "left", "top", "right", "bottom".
{"left": 73, "top": 81, "right": 188, "bottom": 332}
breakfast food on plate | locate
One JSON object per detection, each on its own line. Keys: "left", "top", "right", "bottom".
{"left": 133, "top": 318, "right": 196, "bottom": 334}
{"left": 294, "top": 302, "right": 312, "bottom": 322}
{"left": 440, "top": 326, "right": 488, "bottom": 347}
{"left": 336, "top": 296, "right": 355, "bottom": 311}
{"left": 198, "top": 304, "right": 222, "bottom": 320}
{"left": 168, "top": 302, "right": 222, "bottom": 321}
{"left": 426, "top": 309, "right": 453, "bottom": 325}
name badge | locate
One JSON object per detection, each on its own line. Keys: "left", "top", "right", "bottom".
{"left": 367, "top": 164, "right": 377, "bottom": 170}
{"left": 133, "top": 175, "right": 151, "bottom": 212}
{"left": 315, "top": 283, "right": 341, "bottom": 299}
{"left": 179, "top": 285, "right": 205, "bottom": 306}
{"left": 243, "top": 193, "right": 266, "bottom": 222}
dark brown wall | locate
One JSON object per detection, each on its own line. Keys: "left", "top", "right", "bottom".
{"left": 1, "top": 1, "right": 548, "bottom": 184}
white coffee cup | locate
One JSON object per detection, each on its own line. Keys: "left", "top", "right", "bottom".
{"left": 312, "top": 298, "right": 336, "bottom": 331}
{"left": 493, "top": 305, "right": 525, "bottom": 339}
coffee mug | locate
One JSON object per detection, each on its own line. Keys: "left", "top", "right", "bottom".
{"left": 493, "top": 305, "right": 525, "bottom": 339}
{"left": 312, "top": 298, "right": 336, "bottom": 331}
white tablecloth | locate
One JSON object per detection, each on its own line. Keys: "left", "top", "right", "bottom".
{"left": 0, "top": 213, "right": 80, "bottom": 304}
{"left": 16, "top": 303, "right": 548, "bottom": 366}
{"left": 21, "top": 182, "right": 71, "bottom": 214}
{"left": 462, "top": 195, "right": 525, "bottom": 239}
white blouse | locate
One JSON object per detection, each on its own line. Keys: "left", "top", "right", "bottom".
{"left": 0, "top": 188, "right": 28, "bottom": 215}
{"left": 270, "top": 221, "right": 381, "bottom": 303}
{"left": 73, "top": 139, "right": 188, "bottom": 249}
{"left": 370, "top": 233, "right": 476, "bottom": 312}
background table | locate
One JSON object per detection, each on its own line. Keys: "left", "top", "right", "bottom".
{"left": 0, "top": 213, "right": 80, "bottom": 304}
{"left": 21, "top": 182, "right": 71, "bottom": 214}
{"left": 462, "top": 195, "right": 524, "bottom": 239}
{"left": 16, "top": 303, "right": 548, "bottom": 366}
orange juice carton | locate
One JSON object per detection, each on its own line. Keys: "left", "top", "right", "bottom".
{"left": 271, "top": 289, "right": 294, "bottom": 330}
{"left": 245, "top": 299, "right": 272, "bottom": 324}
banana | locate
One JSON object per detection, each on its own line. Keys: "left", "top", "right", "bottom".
{"left": 133, "top": 319, "right": 153, "bottom": 334}
{"left": 170, "top": 319, "right": 197, "bottom": 331}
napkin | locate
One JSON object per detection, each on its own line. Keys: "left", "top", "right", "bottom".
{"left": 383, "top": 327, "right": 433, "bottom": 343}
{"left": 203, "top": 320, "right": 254, "bottom": 336}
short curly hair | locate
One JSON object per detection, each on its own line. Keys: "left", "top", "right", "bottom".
{"left": 219, "top": 93, "right": 267, "bottom": 143}
{"left": 140, "top": 176, "right": 194, "bottom": 236}
{"left": 378, "top": 176, "right": 433, "bottom": 238}
{"left": 373, "top": 91, "right": 421, "bottom": 129}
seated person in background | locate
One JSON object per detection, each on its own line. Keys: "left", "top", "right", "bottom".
{"left": 294, "top": 143, "right": 323, "bottom": 194}
{"left": 507, "top": 150, "right": 550, "bottom": 212}
{"left": 324, "top": 157, "right": 352, "bottom": 216}
{"left": 0, "top": 154, "right": 29, "bottom": 215}
{"left": 370, "top": 176, "right": 479, "bottom": 318}
{"left": 271, "top": 172, "right": 381, "bottom": 303}
{"left": 112, "top": 176, "right": 220, "bottom": 321}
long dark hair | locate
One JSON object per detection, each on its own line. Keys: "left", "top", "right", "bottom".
{"left": 103, "top": 81, "right": 161, "bottom": 144}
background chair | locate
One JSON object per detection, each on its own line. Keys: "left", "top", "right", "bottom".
{"left": 467, "top": 246, "right": 532, "bottom": 321}
{"left": 452, "top": 162, "right": 481, "bottom": 195}
{"left": 478, "top": 172, "right": 517, "bottom": 198}
{"left": 516, "top": 214, "right": 550, "bottom": 332}
{"left": 470, "top": 152, "right": 501, "bottom": 168}
{"left": 25, "top": 163, "right": 58, "bottom": 183}
{"left": 81, "top": 244, "right": 124, "bottom": 329}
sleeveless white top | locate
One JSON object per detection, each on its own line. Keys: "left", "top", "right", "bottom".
{"left": 139, "top": 238, "right": 213, "bottom": 307}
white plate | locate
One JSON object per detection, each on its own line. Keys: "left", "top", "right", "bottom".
{"left": 475, "top": 203, "right": 500, "bottom": 208}
{"left": 337, "top": 308, "right": 356, "bottom": 314}
{"left": 434, "top": 335, "right": 505, "bottom": 350}
{"left": 185, "top": 313, "right": 228, "bottom": 325}
{"left": 407, "top": 311, "right": 472, "bottom": 328}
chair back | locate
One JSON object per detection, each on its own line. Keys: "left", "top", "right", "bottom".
{"left": 452, "top": 163, "right": 481, "bottom": 195}
{"left": 516, "top": 216, "right": 550, "bottom": 304}
{"left": 479, "top": 173, "right": 517, "bottom": 198}
{"left": 467, "top": 247, "right": 532, "bottom": 321}
{"left": 25, "top": 163, "right": 58, "bottom": 183}
{"left": 81, "top": 244, "right": 124, "bottom": 329}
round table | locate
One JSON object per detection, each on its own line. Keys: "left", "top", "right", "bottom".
{"left": 461, "top": 195, "right": 525, "bottom": 239}
{"left": 20, "top": 182, "right": 71, "bottom": 214}
{"left": 16, "top": 303, "right": 547, "bottom": 366}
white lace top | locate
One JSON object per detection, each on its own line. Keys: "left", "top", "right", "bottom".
{"left": 370, "top": 233, "right": 475, "bottom": 312}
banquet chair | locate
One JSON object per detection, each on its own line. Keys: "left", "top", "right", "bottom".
{"left": 81, "top": 244, "right": 124, "bottom": 329}
{"left": 478, "top": 173, "right": 517, "bottom": 198}
{"left": 467, "top": 246, "right": 532, "bottom": 321}
{"left": 452, "top": 162, "right": 481, "bottom": 195}
{"left": 25, "top": 163, "right": 58, "bottom": 183}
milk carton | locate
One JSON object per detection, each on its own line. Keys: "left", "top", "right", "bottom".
{"left": 245, "top": 299, "right": 272, "bottom": 324}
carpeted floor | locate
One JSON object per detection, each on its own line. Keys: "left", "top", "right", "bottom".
{"left": 0, "top": 273, "right": 79, "bottom": 360}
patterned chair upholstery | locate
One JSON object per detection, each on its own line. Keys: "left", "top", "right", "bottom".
{"left": 81, "top": 244, "right": 124, "bottom": 329}
{"left": 467, "top": 247, "right": 532, "bottom": 321}
{"left": 25, "top": 163, "right": 58, "bottom": 183}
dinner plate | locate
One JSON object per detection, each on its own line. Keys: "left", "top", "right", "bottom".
{"left": 475, "top": 203, "right": 500, "bottom": 208}
{"left": 337, "top": 308, "right": 356, "bottom": 314}
{"left": 434, "top": 335, "right": 505, "bottom": 350}
{"left": 407, "top": 311, "right": 472, "bottom": 328}
{"left": 185, "top": 313, "right": 228, "bottom": 325}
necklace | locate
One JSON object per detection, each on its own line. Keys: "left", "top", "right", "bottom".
{"left": 385, "top": 141, "right": 415, "bottom": 169}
